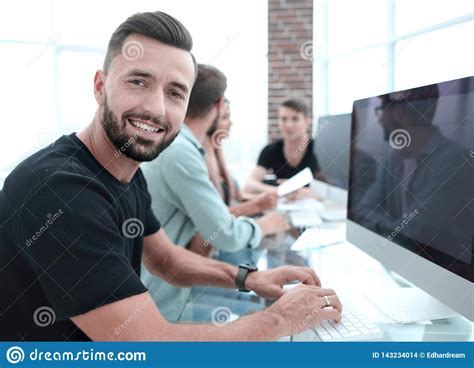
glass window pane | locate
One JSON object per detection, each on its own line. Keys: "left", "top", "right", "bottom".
{"left": 395, "top": 21, "right": 474, "bottom": 91}
{"left": 57, "top": 51, "right": 105, "bottom": 133}
{"left": 328, "top": 47, "right": 388, "bottom": 114}
{"left": 0, "top": 45, "right": 54, "bottom": 172}
{"left": 0, "top": 0, "right": 53, "bottom": 42}
{"left": 52, "top": 0, "right": 184, "bottom": 48}
{"left": 396, "top": 0, "right": 474, "bottom": 35}
{"left": 52, "top": 0, "right": 143, "bottom": 48}
{"left": 327, "top": 0, "right": 388, "bottom": 56}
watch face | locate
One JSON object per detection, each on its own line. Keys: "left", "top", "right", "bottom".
{"left": 241, "top": 264, "right": 258, "bottom": 272}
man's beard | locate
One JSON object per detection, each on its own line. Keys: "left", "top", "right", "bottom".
{"left": 101, "top": 98, "right": 179, "bottom": 162}
{"left": 206, "top": 113, "right": 221, "bottom": 137}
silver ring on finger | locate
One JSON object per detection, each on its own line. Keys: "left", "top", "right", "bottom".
{"left": 324, "top": 295, "right": 331, "bottom": 307}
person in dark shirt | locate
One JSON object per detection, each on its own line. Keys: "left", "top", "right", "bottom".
{"left": 0, "top": 11, "right": 341, "bottom": 341}
{"left": 245, "top": 99, "right": 322, "bottom": 197}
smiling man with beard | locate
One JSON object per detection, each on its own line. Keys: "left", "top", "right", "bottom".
{"left": 0, "top": 11, "right": 341, "bottom": 341}
{"left": 101, "top": 95, "right": 178, "bottom": 162}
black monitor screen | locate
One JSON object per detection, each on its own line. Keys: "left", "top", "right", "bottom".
{"left": 314, "top": 114, "right": 351, "bottom": 190}
{"left": 348, "top": 76, "right": 474, "bottom": 282}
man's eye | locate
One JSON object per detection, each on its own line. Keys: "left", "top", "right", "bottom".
{"left": 129, "top": 80, "right": 145, "bottom": 87}
{"left": 170, "top": 91, "right": 184, "bottom": 100}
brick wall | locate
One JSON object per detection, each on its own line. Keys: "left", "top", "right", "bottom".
{"left": 268, "top": 0, "right": 313, "bottom": 141}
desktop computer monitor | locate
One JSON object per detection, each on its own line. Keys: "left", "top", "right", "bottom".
{"left": 347, "top": 76, "right": 474, "bottom": 321}
{"left": 313, "top": 114, "right": 352, "bottom": 190}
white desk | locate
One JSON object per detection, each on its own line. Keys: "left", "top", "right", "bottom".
{"left": 182, "top": 219, "right": 473, "bottom": 342}
{"left": 285, "top": 225, "right": 473, "bottom": 341}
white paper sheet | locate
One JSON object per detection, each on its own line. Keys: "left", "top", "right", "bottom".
{"left": 277, "top": 167, "right": 313, "bottom": 196}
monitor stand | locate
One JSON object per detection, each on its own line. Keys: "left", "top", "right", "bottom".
{"left": 364, "top": 284, "right": 459, "bottom": 324}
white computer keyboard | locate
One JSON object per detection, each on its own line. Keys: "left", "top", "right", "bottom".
{"left": 292, "top": 302, "right": 383, "bottom": 342}
{"left": 290, "top": 211, "right": 322, "bottom": 228}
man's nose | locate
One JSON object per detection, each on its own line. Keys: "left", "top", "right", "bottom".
{"left": 142, "top": 89, "right": 166, "bottom": 119}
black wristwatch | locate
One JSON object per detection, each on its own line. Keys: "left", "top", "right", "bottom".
{"left": 235, "top": 264, "right": 258, "bottom": 292}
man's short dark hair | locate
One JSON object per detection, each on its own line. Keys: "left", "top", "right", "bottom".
{"left": 186, "top": 64, "right": 227, "bottom": 119}
{"left": 380, "top": 84, "right": 439, "bottom": 124}
{"left": 103, "top": 11, "right": 197, "bottom": 74}
{"left": 281, "top": 98, "right": 309, "bottom": 117}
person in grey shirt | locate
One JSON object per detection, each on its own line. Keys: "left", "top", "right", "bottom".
{"left": 142, "top": 64, "right": 290, "bottom": 322}
{"left": 354, "top": 86, "right": 473, "bottom": 267}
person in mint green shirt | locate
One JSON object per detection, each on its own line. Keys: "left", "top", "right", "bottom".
{"left": 141, "top": 64, "right": 290, "bottom": 322}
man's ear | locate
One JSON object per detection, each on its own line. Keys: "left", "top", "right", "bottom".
{"left": 93, "top": 70, "right": 106, "bottom": 106}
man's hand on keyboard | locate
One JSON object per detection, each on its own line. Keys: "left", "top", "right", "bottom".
{"left": 245, "top": 266, "right": 321, "bottom": 299}
{"left": 265, "top": 285, "right": 342, "bottom": 337}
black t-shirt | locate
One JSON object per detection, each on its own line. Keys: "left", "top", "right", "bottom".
{"left": 0, "top": 134, "right": 161, "bottom": 341}
{"left": 257, "top": 139, "right": 320, "bottom": 179}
